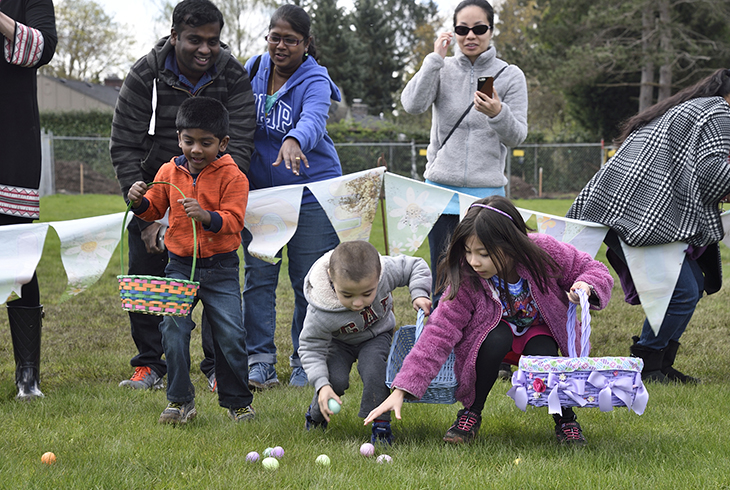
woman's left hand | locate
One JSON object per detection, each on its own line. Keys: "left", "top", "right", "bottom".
{"left": 474, "top": 86, "right": 502, "bottom": 118}
{"left": 273, "top": 137, "right": 308, "bottom": 176}
{"left": 568, "top": 281, "right": 592, "bottom": 304}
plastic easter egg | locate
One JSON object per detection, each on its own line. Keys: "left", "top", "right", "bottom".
{"left": 359, "top": 442, "right": 374, "bottom": 457}
{"left": 245, "top": 451, "right": 260, "bottom": 463}
{"left": 271, "top": 446, "right": 284, "bottom": 458}
{"left": 376, "top": 454, "right": 393, "bottom": 464}
{"left": 262, "top": 457, "right": 279, "bottom": 470}
{"left": 315, "top": 454, "right": 331, "bottom": 466}
{"left": 328, "top": 398, "right": 341, "bottom": 414}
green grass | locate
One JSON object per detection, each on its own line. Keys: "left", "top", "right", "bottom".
{"left": 1, "top": 195, "right": 730, "bottom": 489}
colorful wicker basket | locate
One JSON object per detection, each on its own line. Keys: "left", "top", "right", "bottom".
{"left": 507, "top": 290, "right": 649, "bottom": 416}
{"left": 386, "top": 309, "right": 457, "bottom": 404}
{"left": 117, "top": 181, "right": 199, "bottom": 317}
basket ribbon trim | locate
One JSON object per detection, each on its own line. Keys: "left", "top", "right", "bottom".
{"left": 506, "top": 370, "right": 529, "bottom": 411}
{"left": 546, "top": 373, "right": 587, "bottom": 414}
{"left": 586, "top": 371, "right": 648, "bottom": 415}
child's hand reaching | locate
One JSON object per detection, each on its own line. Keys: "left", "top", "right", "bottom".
{"left": 364, "top": 389, "right": 405, "bottom": 425}
{"left": 317, "top": 385, "right": 341, "bottom": 423}
{"left": 128, "top": 181, "right": 149, "bottom": 207}
{"left": 177, "top": 198, "right": 211, "bottom": 226}
{"left": 412, "top": 297, "right": 432, "bottom": 316}
{"left": 568, "top": 281, "right": 592, "bottom": 304}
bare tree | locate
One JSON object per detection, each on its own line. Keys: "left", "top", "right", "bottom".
{"left": 44, "top": 0, "right": 136, "bottom": 81}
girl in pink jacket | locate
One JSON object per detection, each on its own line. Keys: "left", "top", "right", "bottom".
{"left": 365, "top": 196, "right": 613, "bottom": 445}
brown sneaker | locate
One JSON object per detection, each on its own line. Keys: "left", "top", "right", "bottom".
{"left": 443, "top": 409, "right": 481, "bottom": 444}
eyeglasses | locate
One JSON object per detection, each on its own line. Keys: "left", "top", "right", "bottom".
{"left": 265, "top": 34, "right": 305, "bottom": 47}
{"left": 454, "top": 24, "right": 492, "bottom": 36}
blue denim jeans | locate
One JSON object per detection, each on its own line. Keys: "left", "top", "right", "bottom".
{"left": 637, "top": 257, "right": 704, "bottom": 350}
{"left": 160, "top": 254, "right": 253, "bottom": 409}
{"left": 242, "top": 201, "right": 339, "bottom": 367}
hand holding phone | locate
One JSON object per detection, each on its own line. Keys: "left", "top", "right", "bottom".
{"left": 477, "top": 76, "right": 494, "bottom": 98}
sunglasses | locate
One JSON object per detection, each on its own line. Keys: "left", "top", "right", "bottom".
{"left": 265, "top": 34, "right": 305, "bottom": 47}
{"left": 454, "top": 24, "right": 492, "bottom": 36}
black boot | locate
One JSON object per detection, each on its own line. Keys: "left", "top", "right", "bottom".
{"left": 662, "top": 340, "right": 700, "bottom": 384}
{"left": 629, "top": 336, "right": 668, "bottom": 383}
{"left": 8, "top": 305, "right": 45, "bottom": 400}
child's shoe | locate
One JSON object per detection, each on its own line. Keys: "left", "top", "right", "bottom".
{"left": 248, "top": 362, "right": 280, "bottom": 390}
{"left": 304, "top": 405, "right": 328, "bottom": 431}
{"left": 158, "top": 400, "right": 196, "bottom": 424}
{"left": 554, "top": 415, "right": 587, "bottom": 445}
{"left": 229, "top": 405, "right": 255, "bottom": 422}
{"left": 371, "top": 421, "right": 394, "bottom": 445}
{"left": 443, "top": 409, "right": 481, "bottom": 444}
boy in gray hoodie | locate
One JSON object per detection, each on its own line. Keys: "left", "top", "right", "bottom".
{"left": 299, "top": 241, "right": 431, "bottom": 444}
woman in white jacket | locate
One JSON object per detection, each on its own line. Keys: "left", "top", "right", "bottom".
{"left": 402, "top": 0, "right": 528, "bottom": 307}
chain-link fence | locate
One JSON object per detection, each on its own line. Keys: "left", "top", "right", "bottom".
{"left": 40, "top": 133, "right": 613, "bottom": 199}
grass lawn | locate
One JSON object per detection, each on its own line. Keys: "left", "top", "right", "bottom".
{"left": 1, "top": 194, "right": 729, "bottom": 489}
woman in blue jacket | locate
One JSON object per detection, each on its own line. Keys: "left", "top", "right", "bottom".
{"left": 243, "top": 4, "right": 342, "bottom": 389}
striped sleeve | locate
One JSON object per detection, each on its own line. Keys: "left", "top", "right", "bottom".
{"left": 3, "top": 21, "right": 45, "bottom": 67}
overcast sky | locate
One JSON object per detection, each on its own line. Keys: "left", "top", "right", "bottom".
{"left": 94, "top": 0, "right": 491, "bottom": 62}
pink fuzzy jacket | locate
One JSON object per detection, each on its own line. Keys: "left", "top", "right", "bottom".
{"left": 391, "top": 233, "right": 613, "bottom": 408}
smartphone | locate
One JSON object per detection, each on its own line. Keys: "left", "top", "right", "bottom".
{"left": 477, "top": 76, "right": 494, "bottom": 98}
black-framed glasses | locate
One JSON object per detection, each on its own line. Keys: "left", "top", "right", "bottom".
{"left": 454, "top": 24, "right": 492, "bottom": 36}
{"left": 265, "top": 34, "right": 304, "bottom": 47}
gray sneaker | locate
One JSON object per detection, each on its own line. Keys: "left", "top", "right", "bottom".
{"left": 159, "top": 400, "right": 196, "bottom": 424}
{"left": 119, "top": 366, "right": 164, "bottom": 390}
{"left": 229, "top": 405, "right": 255, "bottom": 422}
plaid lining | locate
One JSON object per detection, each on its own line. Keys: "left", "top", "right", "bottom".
{"left": 0, "top": 185, "right": 40, "bottom": 219}
{"left": 3, "top": 21, "right": 44, "bottom": 67}
{"left": 567, "top": 97, "right": 730, "bottom": 247}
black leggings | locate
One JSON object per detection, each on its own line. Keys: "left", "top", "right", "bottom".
{"left": 470, "top": 321, "right": 575, "bottom": 421}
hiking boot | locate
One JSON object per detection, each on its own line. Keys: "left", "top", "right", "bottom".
{"left": 119, "top": 366, "right": 164, "bottom": 390}
{"left": 555, "top": 418, "right": 587, "bottom": 445}
{"left": 207, "top": 371, "right": 217, "bottom": 393}
{"left": 248, "top": 362, "right": 280, "bottom": 390}
{"left": 289, "top": 367, "right": 309, "bottom": 387}
{"left": 158, "top": 400, "right": 196, "bottom": 425}
{"left": 229, "top": 405, "right": 255, "bottom": 422}
{"left": 371, "top": 421, "right": 394, "bottom": 445}
{"left": 305, "top": 405, "right": 328, "bottom": 431}
{"left": 443, "top": 409, "right": 481, "bottom": 444}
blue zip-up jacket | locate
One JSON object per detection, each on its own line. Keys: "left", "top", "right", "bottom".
{"left": 244, "top": 54, "right": 342, "bottom": 203}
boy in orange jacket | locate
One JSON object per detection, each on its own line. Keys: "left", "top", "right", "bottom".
{"left": 128, "top": 97, "right": 253, "bottom": 424}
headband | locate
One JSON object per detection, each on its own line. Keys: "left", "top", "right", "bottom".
{"left": 470, "top": 203, "right": 514, "bottom": 221}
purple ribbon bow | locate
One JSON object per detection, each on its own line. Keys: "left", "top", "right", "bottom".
{"left": 546, "top": 373, "right": 587, "bottom": 415}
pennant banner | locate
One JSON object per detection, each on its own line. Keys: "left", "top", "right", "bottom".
{"left": 620, "top": 240, "right": 687, "bottom": 335}
{"left": 531, "top": 211, "right": 609, "bottom": 259}
{"left": 308, "top": 167, "right": 385, "bottom": 244}
{"left": 383, "top": 173, "right": 453, "bottom": 255}
{"left": 50, "top": 212, "right": 131, "bottom": 299}
{"left": 1, "top": 169, "right": 723, "bottom": 335}
{"left": 243, "top": 184, "right": 303, "bottom": 264}
{"left": 0, "top": 223, "right": 50, "bottom": 304}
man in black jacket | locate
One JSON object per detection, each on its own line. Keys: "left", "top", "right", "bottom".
{"left": 111, "top": 0, "right": 255, "bottom": 390}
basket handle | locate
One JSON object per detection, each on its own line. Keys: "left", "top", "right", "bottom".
{"left": 566, "top": 288, "right": 591, "bottom": 357}
{"left": 119, "top": 181, "right": 198, "bottom": 282}
{"left": 413, "top": 309, "right": 427, "bottom": 338}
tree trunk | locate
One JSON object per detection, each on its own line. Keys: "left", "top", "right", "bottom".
{"left": 657, "top": 0, "right": 672, "bottom": 101}
{"left": 639, "top": 2, "right": 656, "bottom": 112}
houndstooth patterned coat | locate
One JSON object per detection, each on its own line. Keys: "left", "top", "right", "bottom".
{"left": 567, "top": 96, "right": 730, "bottom": 247}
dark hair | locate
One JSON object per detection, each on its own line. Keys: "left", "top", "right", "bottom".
{"left": 329, "top": 241, "right": 381, "bottom": 283}
{"left": 172, "top": 0, "right": 224, "bottom": 32}
{"left": 616, "top": 68, "right": 730, "bottom": 146}
{"left": 453, "top": 0, "right": 494, "bottom": 28}
{"left": 176, "top": 97, "right": 229, "bottom": 140}
{"left": 269, "top": 4, "right": 317, "bottom": 60}
{"left": 437, "top": 196, "right": 561, "bottom": 310}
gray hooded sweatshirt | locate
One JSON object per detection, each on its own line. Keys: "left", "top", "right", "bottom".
{"left": 299, "top": 251, "right": 431, "bottom": 393}
{"left": 401, "top": 46, "right": 528, "bottom": 188}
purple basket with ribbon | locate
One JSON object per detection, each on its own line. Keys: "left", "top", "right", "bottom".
{"left": 507, "top": 290, "right": 649, "bottom": 416}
